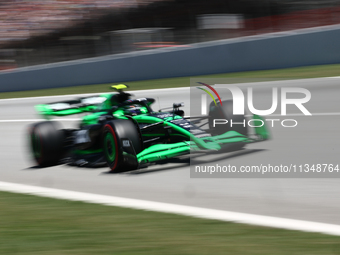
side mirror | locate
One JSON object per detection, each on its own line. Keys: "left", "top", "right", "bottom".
{"left": 173, "top": 102, "right": 184, "bottom": 108}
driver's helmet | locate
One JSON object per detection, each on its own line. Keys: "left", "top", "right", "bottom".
{"left": 110, "top": 93, "right": 130, "bottom": 106}
{"left": 123, "top": 104, "right": 145, "bottom": 116}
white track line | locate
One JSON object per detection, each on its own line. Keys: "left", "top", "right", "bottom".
{"left": 0, "top": 180, "right": 339, "bottom": 236}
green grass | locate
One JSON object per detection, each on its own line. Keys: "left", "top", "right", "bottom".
{"left": 1, "top": 64, "right": 340, "bottom": 99}
{"left": 0, "top": 191, "right": 339, "bottom": 254}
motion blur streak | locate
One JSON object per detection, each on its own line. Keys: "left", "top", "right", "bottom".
{"left": 2, "top": 0, "right": 340, "bottom": 67}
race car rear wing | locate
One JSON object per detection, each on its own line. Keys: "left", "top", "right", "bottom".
{"left": 35, "top": 95, "right": 111, "bottom": 117}
{"left": 36, "top": 84, "right": 131, "bottom": 118}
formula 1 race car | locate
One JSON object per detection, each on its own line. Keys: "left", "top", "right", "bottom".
{"left": 28, "top": 84, "right": 269, "bottom": 172}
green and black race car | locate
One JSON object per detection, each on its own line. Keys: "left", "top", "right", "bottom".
{"left": 28, "top": 84, "right": 269, "bottom": 172}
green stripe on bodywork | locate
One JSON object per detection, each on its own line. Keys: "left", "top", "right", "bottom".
{"left": 211, "top": 131, "right": 248, "bottom": 143}
{"left": 137, "top": 142, "right": 190, "bottom": 164}
{"left": 133, "top": 115, "right": 221, "bottom": 150}
{"left": 252, "top": 114, "right": 270, "bottom": 140}
{"left": 142, "top": 133, "right": 188, "bottom": 139}
{"left": 134, "top": 115, "right": 269, "bottom": 164}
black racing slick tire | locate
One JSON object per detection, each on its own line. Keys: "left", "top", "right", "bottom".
{"left": 102, "top": 119, "right": 142, "bottom": 173}
{"left": 29, "top": 121, "right": 65, "bottom": 167}
{"left": 208, "top": 99, "right": 248, "bottom": 136}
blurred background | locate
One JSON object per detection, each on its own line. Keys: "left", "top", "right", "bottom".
{"left": 1, "top": 0, "right": 340, "bottom": 69}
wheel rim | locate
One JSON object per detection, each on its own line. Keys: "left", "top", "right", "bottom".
{"left": 104, "top": 131, "right": 116, "bottom": 162}
{"left": 31, "top": 133, "right": 41, "bottom": 159}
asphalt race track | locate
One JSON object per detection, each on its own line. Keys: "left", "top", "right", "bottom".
{"left": 0, "top": 77, "right": 340, "bottom": 225}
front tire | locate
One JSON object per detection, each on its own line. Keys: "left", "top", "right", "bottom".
{"left": 102, "top": 119, "right": 142, "bottom": 172}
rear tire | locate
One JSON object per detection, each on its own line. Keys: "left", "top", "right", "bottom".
{"left": 29, "top": 121, "right": 65, "bottom": 167}
{"left": 102, "top": 119, "right": 142, "bottom": 172}
{"left": 209, "top": 99, "right": 248, "bottom": 136}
